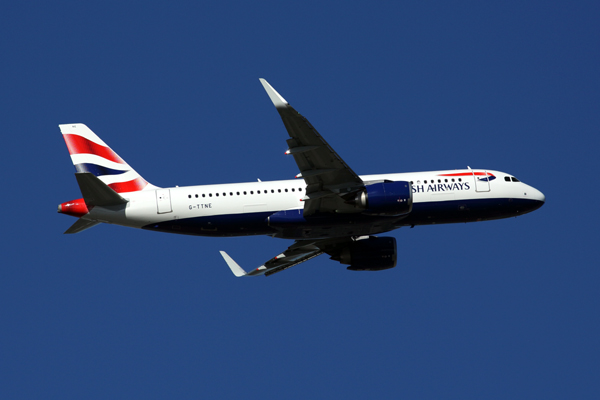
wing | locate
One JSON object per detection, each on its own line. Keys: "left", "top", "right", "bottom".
{"left": 260, "top": 79, "right": 364, "bottom": 216}
{"left": 220, "top": 237, "right": 354, "bottom": 277}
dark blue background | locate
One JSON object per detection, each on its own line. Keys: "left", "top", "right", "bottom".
{"left": 1, "top": 1, "right": 598, "bottom": 398}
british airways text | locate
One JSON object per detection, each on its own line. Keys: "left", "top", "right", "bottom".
{"left": 412, "top": 182, "right": 471, "bottom": 193}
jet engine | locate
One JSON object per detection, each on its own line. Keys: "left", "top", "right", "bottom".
{"left": 330, "top": 236, "right": 397, "bottom": 271}
{"left": 354, "top": 181, "right": 412, "bottom": 216}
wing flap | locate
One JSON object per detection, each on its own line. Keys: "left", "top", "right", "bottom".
{"left": 264, "top": 251, "right": 323, "bottom": 276}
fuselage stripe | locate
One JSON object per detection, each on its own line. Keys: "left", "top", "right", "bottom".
{"left": 438, "top": 172, "right": 495, "bottom": 177}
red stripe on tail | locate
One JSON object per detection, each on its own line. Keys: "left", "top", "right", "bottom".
{"left": 108, "top": 177, "right": 148, "bottom": 193}
{"left": 63, "top": 134, "right": 124, "bottom": 164}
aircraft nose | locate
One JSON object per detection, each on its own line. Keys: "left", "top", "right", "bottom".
{"left": 532, "top": 188, "right": 545, "bottom": 204}
{"left": 526, "top": 186, "right": 545, "bottom": 212}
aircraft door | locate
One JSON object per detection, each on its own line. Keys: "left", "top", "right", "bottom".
{"left": 473, "top": 170, "right": 491, "bottom": 192}
{"left": 156, "top": 189, "right": 173, "bottom": 213}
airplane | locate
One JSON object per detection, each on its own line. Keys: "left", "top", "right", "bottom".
{"left": 58, "top": 79, "right": 545, "bottom": 277}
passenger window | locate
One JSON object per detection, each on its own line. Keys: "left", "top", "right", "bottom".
{"left": 271, "top": 189, "right": 274, "bottom": 193}
{"left": 188, "top": 195, "right": 191, "bottom": 198}
{"left": 216, "top": 193, "right": 219, "bottom": 197}
{"left": 236, "top": 192, "right": 240, "bottom": 195}
{"left": 424, "top": 180, "right": 427, "bottom": 184}
{"left": 243, "top": 191, "right": 247, "bottom": 195}
{"left": 278, "top": 189, "right": 281, "bottom": 193}
{"left": 292, "top": 188, "right": 295, "bottom": 192}
{"left": 299, "top": 188, "right": 302, "bottom": 191}
{"left": 285, "top": 189, "right": 288, "bottom": 192}
{"left": 458, "top": 178, "right": 462, "bottom": 182}
{"left": 209, "top": 193, "right": 212, "bottom": 197}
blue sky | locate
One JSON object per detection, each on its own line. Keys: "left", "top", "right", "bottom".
{"left": 1, "top": 1, "right": 599, "bottom": 398}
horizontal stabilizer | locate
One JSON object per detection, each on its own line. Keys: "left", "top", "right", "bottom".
{"left": 64, "top": 218, "right": 101, "bottom": 234}
{"left": 75, "top": 172, "right": 128, "bottom": 207}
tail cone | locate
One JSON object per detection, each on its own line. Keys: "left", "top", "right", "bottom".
{"left": 58, "top": 198, "right": 90, "bottom": 217}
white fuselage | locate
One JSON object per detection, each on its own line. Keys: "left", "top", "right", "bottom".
{"left": 84, "top": 169, "right": 545, "bottom": 240}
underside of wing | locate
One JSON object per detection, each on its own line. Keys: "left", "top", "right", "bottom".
{"left": 220, "top": 237, "right": 354, "bottom": 277}
{"left": 260, "top": 79, "right": 365, "bottom": 216}
{"left": 220, "top": 235, "right": 398, "bottom": 277}
{"left": 220, "top": 241, "right": 324, "bottom": 277}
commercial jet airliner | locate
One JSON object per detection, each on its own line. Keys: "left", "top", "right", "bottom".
{"left": 58, "top": 79, "right": 545, "bottom": 277}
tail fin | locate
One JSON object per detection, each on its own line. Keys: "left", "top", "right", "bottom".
{"left": 59, "top": 123, "right": 157, "bottom": 193}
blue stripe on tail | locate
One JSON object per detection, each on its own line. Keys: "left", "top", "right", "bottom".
{"left": 74, "top": 163, "right": 128, "bottom": 176}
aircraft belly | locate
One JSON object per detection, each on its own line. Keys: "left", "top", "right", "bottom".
{"left": 404, "top": 197, "right": 545, "bottom": 226}
{"left": 142, "top": 210, "right": 399, "bottom": 239}
{"left": 141, "top": 198, "right": 543, "bottom": 237}
{"left": 142, "top": 211, "right": 275, "bottom": 237}
{"left": 268, "top": 212, "right": 399, "bottom": 239}
{"left": 271, "top": 222, "right": 396, "bottom": 240}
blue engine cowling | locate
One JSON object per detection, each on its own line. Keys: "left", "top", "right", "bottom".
{"left": 335, "top": 236, "right": 397, "bottom": 271}
{"left": 356, "top": 181, "right": 413, "bottom": 216}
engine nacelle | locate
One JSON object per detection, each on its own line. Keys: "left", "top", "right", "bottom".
{"left": 333, "top": 236, "right": 397, "bottom": 271}
{"left": 355, "top": 181, "right": 413, "bottom": 216}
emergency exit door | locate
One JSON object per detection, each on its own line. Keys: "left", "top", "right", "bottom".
{"left": 474, "top": 171, "right": 491, "bottom": 192}
{"left": 156, "top": 189, "right": 172, "bottom": 213}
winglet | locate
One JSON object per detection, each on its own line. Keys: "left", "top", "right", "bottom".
{"left": 259, "top": 78, "right": 289, "bottom": 109}
{"left": 219, "top": 251, "right": 248, "bottom": 277}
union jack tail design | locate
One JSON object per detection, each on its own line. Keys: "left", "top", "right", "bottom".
{"left": 59, "top": 123, "right": 157, "bottom": 193}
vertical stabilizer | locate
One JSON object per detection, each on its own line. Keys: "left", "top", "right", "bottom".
{"left": 59, "top": 124, "right": 157, "bottom": 193}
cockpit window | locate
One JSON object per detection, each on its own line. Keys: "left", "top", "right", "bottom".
{"left": 511, "top": 177, "right": 520, "bottom": 182}
{"left": 504, "top": 176, "right": 511, "bottom": 182}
